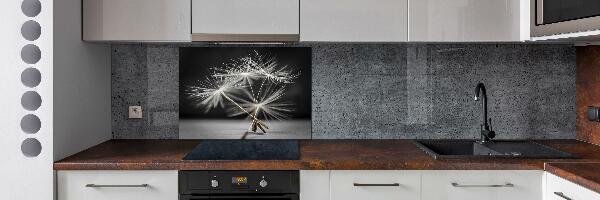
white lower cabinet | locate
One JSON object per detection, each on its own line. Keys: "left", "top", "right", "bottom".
{"left": 330, "top": 170, "right": 421, "bottom": 200}
{"left": 300, "top": 170, "right": 331, "bottom": 200}
{"left": 422, "top": 170, "right": 543, "bottom": 200}
{"left": 57, "top": 170, "right": 178, "bottom": 200}
{"left": 300, "top": 170, "right": 547, "bottom": 200}
{"left": 58, "top": 170, "right": 600, "bottom": 200}
{"left": 545, "top": 172, "right": 600, "bottom": 200}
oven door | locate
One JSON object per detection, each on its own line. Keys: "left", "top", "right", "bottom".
{"left": 181, "top": 194, "right": 299, "bottom": 200}
{"left": 533, "top": 0, "right": 600, "bottom": 37}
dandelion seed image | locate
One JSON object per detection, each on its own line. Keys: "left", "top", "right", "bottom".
{"left": 179, "top": 47, "right": 312, "bottom": 139}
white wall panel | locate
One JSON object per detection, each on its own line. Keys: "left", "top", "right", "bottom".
{"left": 0, "top": 0, "right": 53, "bottom": 199}
{"left": 54, "top": 0, "right": 111, "bottom": 162}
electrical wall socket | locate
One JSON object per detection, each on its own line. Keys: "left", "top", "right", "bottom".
{"left": 128, "top": 106, "right": 143, "bottom": 119}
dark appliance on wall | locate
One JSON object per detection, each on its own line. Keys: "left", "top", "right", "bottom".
{"left": 532, "top": 0, "right": 600, "bottom": 37}
{"left": 179, "top": 171, "right": 299, "bottom": 200}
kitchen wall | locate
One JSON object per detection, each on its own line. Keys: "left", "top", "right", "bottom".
{"left": 112, "top": 44, "right": 576, "bottom": 139}
{"left": 576, "top": 46, "right": 600, "bottom": 145}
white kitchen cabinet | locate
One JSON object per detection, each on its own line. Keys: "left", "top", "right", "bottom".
{"left": 57, "top": 170, "right": 178, "bottom": 200}
{"left": 82, "top": 0, "right": 191, "bottom": 41}
{"left": 300, "top": 171, "right": 331, "bottom": 200}
{"left": 191, "top": 0, "right": 299, "bottom": 41}
{"left": 330, "top": 170, "right": 421, "bottom": 200}
{"left": 421, "top": 170, "right": 543, "bottom": 200}
{"left": 300, "top": 0, "right": 408, "bottom": 42}
{"left": 545, "top": 172, "right": 600, "bottom": 200}
{"left": 409, "top": 0, "right": 529, "bottom": 42}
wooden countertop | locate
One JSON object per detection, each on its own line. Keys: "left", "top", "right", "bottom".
{"left": 54, "top": 139, "right": 600, "bottom": 194}
{"left": 54, "top": 139, "right": 600, "bottom": 170}
{"left": 545, "top": 162, "right": 600, "bottom": 194}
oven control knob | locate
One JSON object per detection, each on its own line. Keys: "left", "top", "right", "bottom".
{"left": 210, "top": 179, "right": 219, "bottom": 188}
{"left": 259, "top": 179, "right": 268, "bottom": 188}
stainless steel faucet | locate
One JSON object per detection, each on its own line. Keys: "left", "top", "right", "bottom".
{"left": 474, "top": 82, "right": 495, "bottom": 143}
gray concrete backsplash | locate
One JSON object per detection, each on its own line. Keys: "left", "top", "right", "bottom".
{"left": 111, "top": 43, "right": 576, "bottom": 139}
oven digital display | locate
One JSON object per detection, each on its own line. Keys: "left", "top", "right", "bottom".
{"left": 232, "top": 176, "right": 248, "bottom": 185}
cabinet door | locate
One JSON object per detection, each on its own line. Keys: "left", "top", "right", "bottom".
{"left": 330, "top": 170, "right": 420, "bottom": 200}
{"left": 300, "top": 171, "right": 330, "bottom": 200}
{"left": 409, "top": 0, "right": 529, "bottom": 42}
{"left": 422, "top": 170, "right": 543, "bottom": 200}
{"left": 300, "top": 0, "right": 408, "bottom": 42}
{"left": 191, "top": 0, "right": 299, "bottom": 40}
{"left": 546, "top": 172, "right": 600, "bottom": 200}
{"left": 57, "top": 170, "right": 178, "bottom": 200}
{"left": 82, "top": 0, "right": 191, "bottom": 41}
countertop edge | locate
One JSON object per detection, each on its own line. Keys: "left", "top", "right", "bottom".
{"left": 545, "top": 162, "right": 600, "bottom": 194}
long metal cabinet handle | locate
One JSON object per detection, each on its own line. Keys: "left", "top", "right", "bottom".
{"left": 451, "top": 182, "right": 514, "bottom": 188}
{"left": 85, "top": 184, "right": 149, "bottom": 188}
{"left": 553, "top": 192, "right": 573, "bottom": 200}
{"left": 353, "top": 183, "right": 400, "bottom": 187}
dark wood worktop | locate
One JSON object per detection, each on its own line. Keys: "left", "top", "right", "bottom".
{"left": 545, "top": 162, "right": 600, "bottom": 194}
{"left": 54, "top": 139, "right": 600, "bottom": 171}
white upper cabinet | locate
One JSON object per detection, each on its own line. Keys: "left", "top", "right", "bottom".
{"left": 300, "top": 0, "right": 408, "bottom": 42}
{"left": 409, "top": 0, "right": 530, "bottom": 42}
{"left": 81, "top": 0, "right": 532, "bottom": 42}
{"left": 191, "top": 0, "right": 300, "bottom": 41}
{"left": 82, "top": 0, "right": 191, "bottom": 42}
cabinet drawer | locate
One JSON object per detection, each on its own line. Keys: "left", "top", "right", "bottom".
{"left": 546, "top": 172, "right": 600, "bottom": 200}
{"left": 330, "top": 170, "right": 421, "bottom": 200}
{"left": 422, "top": 170, "right": 542, "bottom": 200}
{"left": 57, "top": 170, "right": 178, "bottom": 200}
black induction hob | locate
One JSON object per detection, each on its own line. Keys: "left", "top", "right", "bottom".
{"left": 183, "top": 140, "right": 300, "bottom": 160}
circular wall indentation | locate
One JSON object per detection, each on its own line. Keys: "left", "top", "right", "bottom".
{"left": 21, "top": 0, "right": 41, "bottom": 17}
{"left": 21, "top": 91, "right": 42, "bottom": 111}
{"left": 21, "top": 68, "right": 41, "bottom": 88}
{"left": 20, "top": 114, "right": 41, "bottom": 134}
{"left": 21, "top": 20, "right": 41, "bottom": 41}
{"left": 21, "top": 138, "right": 42, "bottom": 157}
{"left": 21, "top": 44, "right": 41, "bottom": 64}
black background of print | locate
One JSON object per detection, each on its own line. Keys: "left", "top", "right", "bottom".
{"left": 179, "top": 47, "right": 312, "bottom": 119}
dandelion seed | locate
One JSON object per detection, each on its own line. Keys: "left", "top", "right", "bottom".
{"left": 184, "top": 50, "right": 301, "bottom": 134}
{"left": 227, "top": 85, "right": 295, "bottom": 121}
{"left": 184, "top": 76, "right": 239, "bottom": 113}
{"left": 213, "top": 51, "right": 300, "bottom": 85}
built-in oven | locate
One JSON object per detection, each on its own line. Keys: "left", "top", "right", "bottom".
{"left": 179, "top": 171, "right": 299, "bottom": 200}
{"left": 532, "top": 0, "right": 600, "bottom": 37}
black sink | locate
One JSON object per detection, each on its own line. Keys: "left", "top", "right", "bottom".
{"left": 413, "top": 140, "right": 576, "bottom": 160}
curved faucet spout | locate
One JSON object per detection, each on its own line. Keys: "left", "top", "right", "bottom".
{"left": 474, "top": 82, "right": 494, "bottom": 142}
{"left": 474, "top": 83, "right": 488, "bottom": 129}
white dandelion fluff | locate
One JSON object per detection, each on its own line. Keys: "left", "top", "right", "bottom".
{"left": 184, "top": 50, "right": 301, "bottom": 133}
